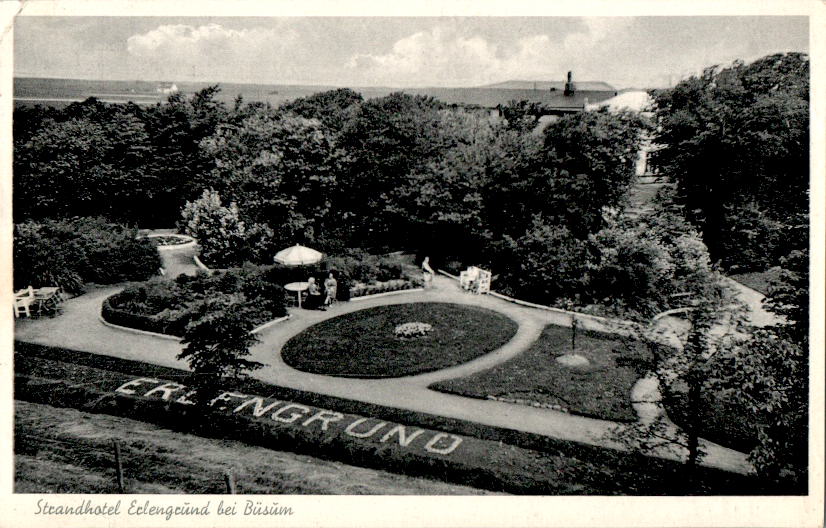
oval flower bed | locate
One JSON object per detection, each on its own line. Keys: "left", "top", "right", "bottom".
{"left": 281, "top": 302, "right": 518, "bottom": 378}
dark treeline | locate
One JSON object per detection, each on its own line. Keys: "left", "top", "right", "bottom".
{"left": 15, "top": 85, "right": 655, "bottom": 310}
{"left": 14, "top": 53, "right": 808, "bottom": 319}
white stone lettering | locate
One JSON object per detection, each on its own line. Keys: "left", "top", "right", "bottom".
{"left": 209, "top": 391, "right": 248, "bottom": 409}
{"left": 233, "top": 397, "right": 282, "bottom": 417}
{"left": 423, "top": 433, "right": 463, "bottom": 455}
{"left": 115, "top": 378, "right": 160, "bottom": 396}
{"left": 302, "top": 410, "right": 344, "bottom": 431}
{"left": 271, "top": 403, "right": 310, "bottom": 423}
{"left": 143, "top": 382, "right": 185, "bottom": 400}
{"left": 379, "top": 425, "right": 425, "bottom": 447}
{"left": 175, "top": 390, "right": 197, "bottom": 406}
{"left": 344, "top": 418, "right": 387, "bottom": 439}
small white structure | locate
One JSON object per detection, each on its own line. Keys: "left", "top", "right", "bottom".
{"left": 460, "top": 266, "right": 492, "bottom": 295}
{"left": 157, "top": 83, "right": 179, "bottom": 95}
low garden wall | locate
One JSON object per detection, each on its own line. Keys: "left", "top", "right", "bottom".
{"left": 438, "top": 269, "right": 649, "bottom": 340}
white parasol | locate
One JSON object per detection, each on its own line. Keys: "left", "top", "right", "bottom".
{"left": 274, "top": 244, "right": 323, "bottom": 266}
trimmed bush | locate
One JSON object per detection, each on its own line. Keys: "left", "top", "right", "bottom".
{"left": 103, "top": 267, "right": 288, "bottom": 337}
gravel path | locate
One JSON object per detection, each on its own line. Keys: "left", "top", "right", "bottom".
{"left": 14, "top": 260, "right": 753, "bottom": 475}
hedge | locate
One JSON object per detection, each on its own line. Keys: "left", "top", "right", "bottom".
{"left": 14, "top": 341, "right": 777, "bottom": 495}
{"left": 102, "top": 268, "right": 289, "bottom": 337}
{"left": 101, "top": 295, "right": 185, "bottom": 336}
{"left": 349, "top": 279, "right": 420, "bottom": 299}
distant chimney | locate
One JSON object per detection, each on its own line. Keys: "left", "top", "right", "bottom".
{"left": 564, "top": 71, "right": 575, "bottom": 97}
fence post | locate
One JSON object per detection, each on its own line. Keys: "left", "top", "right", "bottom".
{"left": 571, "top": 315, "right": 578, "bottom": 353}
{"left": 112, "top": 439, "right": 125, "bottom": 493}
{"left": 224, "top": 470, "right": 236, "bottom": 494}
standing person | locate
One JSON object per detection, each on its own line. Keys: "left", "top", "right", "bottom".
{"left": 324, "top": 272, "right": 338, "bottom": 307}
{"left": 422, "top": 256, "right": 435, "bottom": 289}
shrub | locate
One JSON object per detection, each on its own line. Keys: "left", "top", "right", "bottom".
{"left": 13, "top": 217, "right": 160, "bottom": 293}
{"left": 103, "top": 268, "right": 288, "bottom": 336}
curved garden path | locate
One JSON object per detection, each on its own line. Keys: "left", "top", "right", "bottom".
{"left": 15, "top": 248, "right": 753, "bottom": 475}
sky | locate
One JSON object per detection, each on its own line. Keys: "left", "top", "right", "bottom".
{"left": 13, "top": 16, "right": 809, "bottom": 89}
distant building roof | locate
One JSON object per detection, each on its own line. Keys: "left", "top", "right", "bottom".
{"left": 481, "top": 80, "right": 617, "bottom": 92}
{"left": 405, "top": 87, "right": 617, "bottom": 111}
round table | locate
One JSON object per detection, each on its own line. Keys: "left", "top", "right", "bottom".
{"left": 284, "top": 281, "right": 310, "bottom": 308}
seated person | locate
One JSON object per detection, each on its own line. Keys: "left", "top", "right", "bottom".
{"left": 305, "top": 277, "right": 325, "bottom": 310}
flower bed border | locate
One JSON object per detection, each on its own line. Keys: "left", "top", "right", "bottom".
{"left": 100, "top": 294, "right": 290, "bottom": 339}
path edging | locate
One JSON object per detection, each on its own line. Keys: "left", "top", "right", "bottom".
{"left": 192, "top": 253, "right": 211, "bottom": 272}
{"left": 437, "top": 269, "right": 640, "bottom": 332}
{"left": 98, "top": 312, "right": 183, "bottom": 342}
{"left": 250, "top": 314, "right": 292, "bottom": 334}
{"left": 100, "top": 308, "right": 291, "bottom": 340}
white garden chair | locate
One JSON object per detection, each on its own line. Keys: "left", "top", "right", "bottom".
{"left": 476, "top": 269, "right": 492, "bottom": 294}
{"left": 14, "top": 286, "right": 36, "bottom": 318}
{"left": 460, "top": 266, "right": 480, "bottom": 291}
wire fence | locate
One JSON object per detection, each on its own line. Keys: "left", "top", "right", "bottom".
{"left": 15, "top": 431, "right": 238, "bottom": 494}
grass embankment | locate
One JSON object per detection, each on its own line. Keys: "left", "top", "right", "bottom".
{"left": 431, "top": 325, "right": 652, "bottom": 421}
{"left": 282, "top": 303, "right": 518, "bottom": 377}
{"left": 15, "top": 401, "right": 495, "bottom": 495}
{"left": 15, "top": 341, "right": 772, "bottom": 495}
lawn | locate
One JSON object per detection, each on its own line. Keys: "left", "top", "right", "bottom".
{"left": 430, "top": 324, "right": 653, "bottom": 422}
{"left": 281, "top": 302, "right": 518, "bottom": 377}
{"left": 15, "top": 401, "right": 495, "bottom": 495}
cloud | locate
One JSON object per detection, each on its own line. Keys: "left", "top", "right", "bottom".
{"left": 344, "top": 18, "right": 632, "bottom": 86}
{"left": 126, "top": 23, "right": 299, "bottom": 82}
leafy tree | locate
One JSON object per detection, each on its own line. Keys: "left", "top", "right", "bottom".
{"left": 588, "top": 211, "right": 715, "bottom": 319}
{"left": 649, "top": 53, "right": 808, "bottom": 268}
{"left": 14, "top": 105, "right": 155, "bottom": 223}
{"left": 178, "top": 293, "right": 263, "bottom": 406}
{"left": 279, "top": 88, "right": 364, "bottom": 132}
{"left": 199, "top": 113, "right": 345, "bottom": 248}
{"left": 493, "top": 217, "right": 592, "bottom": 305}
{"left": 712, "top": 328, "right": 807, "bottom": 489}
{"left": 142, "top": 86, "right": 230, "bottom": 224}
{"left": 765, "top": 247, "right": 809, "bottom": 345}
{"left": 610, "top": 274, "right": 742, "bottom": 487}
{"left": 395, "top": 109, "right": 501, "bottom": 262}
{"left": 13, "top": 217, "right": 160, "bottom": 293}
{"left": 499, "top": 99, "right": 547, "bottom": 133}
{"left": 540, "top": 108, "right": 648, "bottom": 236}
{"left": 179, "top": 189, "right": 254, "bottom": 268}
{"left": 337, "top": 92, "right": 445, "bottom": 245}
